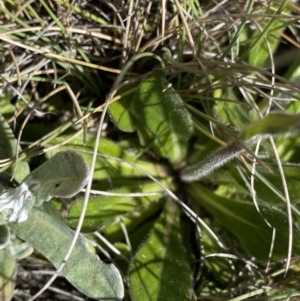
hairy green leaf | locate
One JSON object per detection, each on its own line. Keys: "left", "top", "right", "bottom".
{"left": 10, "top": 202, "right": 124, "bottom": 300}
{"left": 129, "top": 200, "right": 192, "bottom": 301}
{"left": 26, "top": 150, "right": 90, "bottom": 205}
{"left": 131, "top": 70, "right": 193, "bottom": 165}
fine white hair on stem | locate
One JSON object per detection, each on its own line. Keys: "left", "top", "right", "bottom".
{"left": 180, "top": 139, "right": 245, "bottom": 182}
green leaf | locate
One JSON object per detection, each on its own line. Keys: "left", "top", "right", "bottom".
{"left": 253, "top": 164, "right": 300, "bottom": 206}
{"left": 0, "top": 114, "right": 30, "bottom": 182}
{"left": 248, "top": 15, "right": 283, "bottom": 68}
{"left": 68, "top": 181, "right": 165, "bottom": 232}
{"left": 131, "top": 70, "right": 193, "bottom": 165}
{"left": 129, "top": 200, "right": 193, "bottom": 301}
{"left": 0, "top": 249, "right": 16, "bottom": 301}
{"left": 10, "top": 202, "right": 124, "bottom": 300}
{"left": 214, "top": 100, "right": 251, "bottom": 128}
{"left": 242, "top": 112, "right": 300, "bottom": 140}
{"left": 201, "top": 226, "right": 233, "bottom": 286}
{"left": 187, "top": 183, "right": 300, "bottom": 261}
{"left": 108, "top": 83, "right": 137, "bottom": 132}
{"left": 0, "top": 96, "right": 16, "bottom": 116}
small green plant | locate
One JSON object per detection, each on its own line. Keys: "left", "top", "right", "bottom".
{"left": 1, "top": 0, "right": 300, "bottom": 300}
{"left": 2, "top": 67, "right": 300, "bottom": 301}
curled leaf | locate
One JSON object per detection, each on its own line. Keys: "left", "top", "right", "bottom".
{"left": 0, "top": 151, "right": 90, "bottom": 223}
{"left": 25, "top": 150, "right": 90, "bottom": 205}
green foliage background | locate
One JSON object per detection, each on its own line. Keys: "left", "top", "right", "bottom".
{"left": 1, "top": 0, "right": 300, "bottom": 300}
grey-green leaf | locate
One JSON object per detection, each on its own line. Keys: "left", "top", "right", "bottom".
{"left": 25, "top": 150, "right": 90, "bottom": 205}
{"left": 10, "top": 202, "right": 124, "bottom": 300}
{"left": 129, "top": 200, "right": 192, "bottom": 301}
